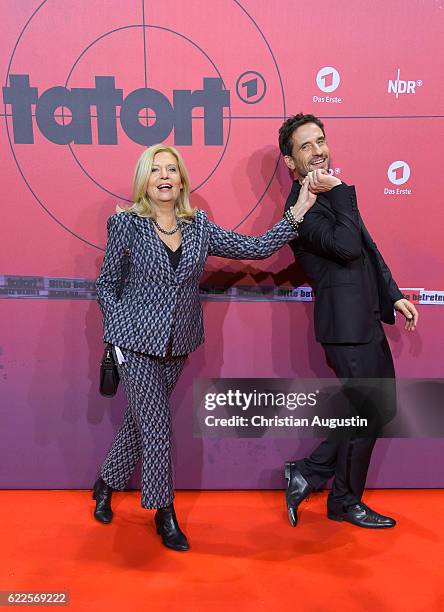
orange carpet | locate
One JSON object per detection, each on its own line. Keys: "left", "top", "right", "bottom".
{"left": 0, "top": 490, "right": 443, "bottom": 611}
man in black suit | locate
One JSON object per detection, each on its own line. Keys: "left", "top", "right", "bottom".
{"left": 280, "top": 113, "right": 418, "bottom": 528}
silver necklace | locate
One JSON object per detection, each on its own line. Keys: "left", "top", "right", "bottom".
{"left": 152, "top": 218, "right": 181, "bottom": 235}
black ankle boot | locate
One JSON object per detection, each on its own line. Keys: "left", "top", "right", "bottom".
{"left": 92, "top": 478, "right": 113, "bottom": 524}
{"left": 154, "top": 504, "right": 189, "bottom": 551}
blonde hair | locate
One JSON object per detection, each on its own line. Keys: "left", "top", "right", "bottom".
{"left": 117, "top": 144, "right": 196, "bottom": 221}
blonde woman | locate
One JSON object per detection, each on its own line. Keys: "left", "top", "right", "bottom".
{"left": 94, "top": 144, "right": 315, "bottom": 551}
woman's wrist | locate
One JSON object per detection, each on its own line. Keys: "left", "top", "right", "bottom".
{"left": 285, "top": 206, "right": 305, "bottom": 232}
{"left": 290, "top": 203, "right": 307, "bottom": 222}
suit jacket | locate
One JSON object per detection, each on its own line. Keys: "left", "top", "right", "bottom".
{"left": 96, "top": 209, "right": 296, "bottom": 356}
{"left": 284, "top": 182, "right": 404, "bottom": 344}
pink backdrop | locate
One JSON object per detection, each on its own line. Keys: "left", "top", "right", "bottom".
{"left": 1, "top": 0, "right": 443, "bottom": 489}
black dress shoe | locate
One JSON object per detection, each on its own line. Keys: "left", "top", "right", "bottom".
{"left": 327, "top": 502, "right": 396, "bottom": 528}
{"left": 155, "top": 504, "right": 190, "bottom": 551}
{"left": 284, "top": 461, "right": 312, "bottom": 527}
{"left": 92, "top": 478, "right": 113, "bottom": 524}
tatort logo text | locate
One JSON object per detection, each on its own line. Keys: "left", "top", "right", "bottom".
{"left": 3, "top": 74, "right": 230, "bottom": 146}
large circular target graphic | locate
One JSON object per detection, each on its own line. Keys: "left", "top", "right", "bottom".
{"left": 4, "top": 0, "right": 286, "bottom": 250}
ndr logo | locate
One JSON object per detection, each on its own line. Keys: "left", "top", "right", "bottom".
{"left": 388, "top": 68, "right": 422, "bottom": 98}
{"left": 2, "top": 74, "right": 230, "bottom": 146}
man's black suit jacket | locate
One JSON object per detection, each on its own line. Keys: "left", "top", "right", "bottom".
{"left": 284, "top": 181, "right": 404, "bottom": 344}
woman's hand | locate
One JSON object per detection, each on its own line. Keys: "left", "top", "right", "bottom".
{"left": 289, "top": 175, "right": 317, "bottom": 221}
{"left": 307, "top": 169, "right": 342, "bottom": 193}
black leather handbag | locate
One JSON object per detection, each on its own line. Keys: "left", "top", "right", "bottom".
{"left": 99, "top": 343, "right": 120, "bottom": 397}
{"left": 99, "top": 216, "right": 136, "bottom": 397}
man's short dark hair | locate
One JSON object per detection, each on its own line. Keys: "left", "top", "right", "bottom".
{"left": 279, "top": 113, "right": 325, "bottom": 157}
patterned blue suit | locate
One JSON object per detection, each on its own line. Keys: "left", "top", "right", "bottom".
{"left": 96, "top": 209, "right": 295, "bottom": 508}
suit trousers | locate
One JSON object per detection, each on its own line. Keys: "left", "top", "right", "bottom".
{"left": 295, "top": 320, "right": 396, "bottom": 511}
{"left": 100, "top": 347, "right": 187, "bottom": 509}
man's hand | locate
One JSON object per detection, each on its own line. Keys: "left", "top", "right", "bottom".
{"left": 394, "top": 298, "right": 419, "bottom": 331}
{"left": 307, "top": 169, "right": 342, "bottom": 193}
{"left": 290, "top": 175, "right": 317, "bottom": 220}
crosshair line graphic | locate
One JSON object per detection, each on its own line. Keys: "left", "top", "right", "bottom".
{"left": 2, "top": 0, "right": 285, "bottom": 250}
{"left": 3, "top": 0, "right": 103, "bottom": 250}
{"left": 142, "top": 0, "right": 148, "bottom": 90}
{"left": 63, "top": 23, "right": 232, "bottom": 207}
{"left": 2, "top": 113, "right": 443, "bottom": 119}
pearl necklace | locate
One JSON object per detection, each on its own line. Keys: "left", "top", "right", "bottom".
{"left": 152, "top": 218, "right": 181, "bottom": 235}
